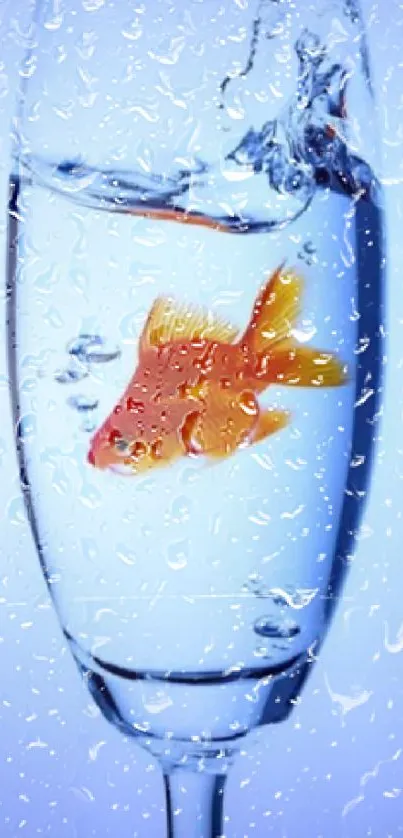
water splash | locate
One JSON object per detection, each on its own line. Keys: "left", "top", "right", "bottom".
{"left": 53, "top": 333, "right": 122, "bottom": 435}
{"left": 22, "top": 15, "right": 377, "bottom": 232}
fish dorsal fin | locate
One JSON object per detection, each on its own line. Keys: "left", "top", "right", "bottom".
{"left": 140, "top": 296, "right": 239, "bottom": 352}
{"left": 241, "top": 263, "right": 303, "bottom": 355}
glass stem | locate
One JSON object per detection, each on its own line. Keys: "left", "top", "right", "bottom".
{"left": 163, "top": 769, "right": 227, "bottom": 838}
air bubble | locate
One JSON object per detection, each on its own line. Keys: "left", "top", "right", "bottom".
{"left": 67, "top": 334, "right": 121, "bottom": 364}
{"left": 54, "top": 357, "right": 88, "bottom": 384}
{"left": 254, "top": 615, "right": 301, "bottom": 639}
{"left": 242, "top": 572, "right": 269, "bottom": 597}
{"left": 67, "top": 394, "right": 99, "bottom": 412}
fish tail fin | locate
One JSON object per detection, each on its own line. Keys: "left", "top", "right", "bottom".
{"left": 241, "top": 263, "right": 348, "bottom": 389}
{"left": 240, "top": 262, "right": 303, "bottom": 355}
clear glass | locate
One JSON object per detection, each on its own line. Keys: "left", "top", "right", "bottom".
{"left": 6, "top": 0, "right": 385, "bottom": 835}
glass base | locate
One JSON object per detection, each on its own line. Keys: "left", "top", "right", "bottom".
{"left": 68, "top": 632, "right": 311, "bottom": 771}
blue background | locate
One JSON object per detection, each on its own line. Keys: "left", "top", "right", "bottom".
{"left": 1, "top": 1, "right": 402, "bottom": 835}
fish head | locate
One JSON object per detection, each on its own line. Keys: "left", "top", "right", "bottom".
{"left": 87, "top": 420, "right": 129, "bottom": 471}
{"left": 87, "top": 416, "right": 177, "bottom": 476}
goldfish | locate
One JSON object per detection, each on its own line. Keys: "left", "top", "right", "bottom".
{"left": 87, "top": 263, "right": 348, "bottom": 476}
{"left": 126, "top": 206, "right": 234, "bottom": 234}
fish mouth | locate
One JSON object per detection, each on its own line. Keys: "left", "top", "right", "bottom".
{"left": 87, "top": 449, "right": 96, "bottom": 466}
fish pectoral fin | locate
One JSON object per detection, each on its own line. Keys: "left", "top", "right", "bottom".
{"left": 271, "top": 343, "right": 348, "bottom": 387}
{"left": 140, "top": 296, "right": 238, "bottom": 353}
{"left": 241, "top": 263, "right": 303, "bottom": 354}
{"left": 251, "top": 408, "right": 290, "bottom": 445}
{"left": 192, "top": 385, "right": 258, "bottom": 460}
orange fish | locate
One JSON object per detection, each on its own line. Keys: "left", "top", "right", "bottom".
{"left": 126, "top": 206, "right": 234, "bottom": 234}
{"left": 87, "top": 264, "right": 348, "bottom": 476}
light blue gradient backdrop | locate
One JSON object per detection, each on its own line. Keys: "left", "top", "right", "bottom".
{"left": 0, "top": 2, "right": 402, "bottom": 836}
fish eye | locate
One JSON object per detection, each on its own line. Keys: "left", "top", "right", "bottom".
{"left": 114, "top": 437, "right": 131, "bottom": 453}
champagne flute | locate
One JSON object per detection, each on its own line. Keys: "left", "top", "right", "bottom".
{"left": 6, "top": 0, "right": 385, "bottom": 835}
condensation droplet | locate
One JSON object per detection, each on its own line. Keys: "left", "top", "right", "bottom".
{"left": 167, "top": 539, "right": 189, "bottom": 570}
{"left": 253, "top": 645, "right": 272, "bottom": 659}
{"left": 241, "top": 572, "right": 269, "bottom": 597}
{"left": 7, "top": 495, "right": 27, "bottom": 526}
{"left": 81, "top": 538, "right": 98, "bottom": 563}
{"left": 79, "top": 482, "right": 102, "bottom": 509}
{"left": 82, "top": 0, "right": 105, "bottom": 10}
{"left": 170, "top": 495, "right": 191, "bottom": 523}
{"left": 116, "top": 545, "right": 137, "bottom": 567}
{"left": 239, "top": 390, "right": 258, "bottom": 416}
{"left": 17, "top": 413, "right": 36, "bottom": 442}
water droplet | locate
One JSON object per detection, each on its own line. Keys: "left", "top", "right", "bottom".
{"left": 23, "top": 350, "right": 52, "bottom": 372}
{"left": 82, "top": 0, "right": 105, "bottom": 10}
{"left": 254, "top": 615, "right": 301, "bottom": 639}
{"left": 344, "top": 0, "right": 360, "bottom": 23}
{"left": 79, "top": 482, "right": 102, "bottom": 509}
{"left": 17, "top": 413, "right": 36, "bottom": 441}
{"left": 239, "top": 390, "right": 258, "bottom": 416}
{"left": 170, "top": 495, "right": 191, "bottom": 523}
{"left": 81, "top": 538, "right": 98, "bottom": 563}
{"left": 167, "top": 539, "right": 189, "bottom": 571}
{"left": 7, "top": 495, "right": 26, "bottom": 526}
{"left": 88, "top": 740, "right": 107, "bottom": 762}
{"left": 52, "top": 466, "right": 71, "bottom": 496}
{"left": 21, "top": 377, "right": 37, "bottom": 393}
{"left": 241, "top": 572, "right": 269, "bottom": 597}
{"left": 71, "top": 269, "right": 89, "bottom": 297}
{"left": 253, "top": 645, "right": 272, "bottom": 659}
{"left": 67, "top": 394, "right": 99, "bottom": 412}
{"left": 43, "top": 306, "right": 64, "bottom": 329}
{"left": 126, "top": 397, "right": 145, "bottom": 414}
{"left": 81, "top": 416, "right": 97, "bottom": 433}
{"left": 116, "top": 545, "right": 137, "bottom": 567}
{"left": 143, "top": 692, "right": 173, "bottom": 715}
{"left": 33, "top": 265, "right": 59, "bottom": 295}
{"left": 295, "top": 29, "right": 324, "bottom": 65}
